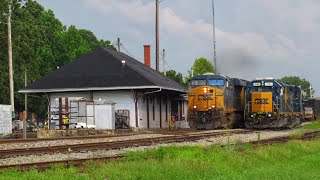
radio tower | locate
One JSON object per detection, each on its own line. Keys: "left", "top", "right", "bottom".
{"left": 212, "top": 0, "right": 217, "bottom": 73}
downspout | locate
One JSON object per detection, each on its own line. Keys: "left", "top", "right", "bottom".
{"left": 133, "top": 88, "right": 162, "bottom": 128}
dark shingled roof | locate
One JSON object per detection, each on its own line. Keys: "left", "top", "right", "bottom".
{"left": 20, "top": 48, "right": 187, "bottom": 93}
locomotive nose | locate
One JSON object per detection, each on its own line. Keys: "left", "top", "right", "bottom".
{"left": 251, "top": 92, "right": 273, "bottom": 113}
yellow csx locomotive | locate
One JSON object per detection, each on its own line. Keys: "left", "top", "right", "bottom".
{"left": 244, "top": 78, "right": 303, "bottom": 129}
{"left": 187, "top": 73, "right": 248, "bottom": 129}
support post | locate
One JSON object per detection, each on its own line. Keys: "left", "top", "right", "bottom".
{"left": 147, "top": 97, "right": 150, "bottom": 129}
{"left": 135, "top": 100, "right": 138, "bottom": 128}
{"left": 155, "top": 0, "right": 160, "bottom": 71}
{"left": 134, "top": 91, "right": 139, "bottom": 128}
{"left": 65, "top": 97, "right": 69, "bottom": 129}
{"left": 23, "top": 70, "right": 27, "bottom": 139}
{"left": 159, "top": 96, "right": 162, "bottom": 129}
{"left": 48, "top": 94, "right": 51, "bottom": 130}
{"left": 23, "top": 111, "right": 26, "bottom": 139}
{"left": 165, "top": 98, "right": 168, "bottom": 122}
{"left": 8, "top": 5, "right": 14, "bottom": 119}
{"left": 212, "top": 0, "right": 217, "bottom": 73}
{"left": 59, "top": 97, "right": 63, "bottom": 129}
{"left": 162, "top": 49, "right": 166, "bottom": 76}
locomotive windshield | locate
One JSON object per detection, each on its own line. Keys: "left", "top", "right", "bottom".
{"left": 208, "top": 79, "right": 224, "bottom": 86}
{"left": 190, "top": 80, "right": 206, "bottom": 87}
{"left": 190, "top": 79, "right": 225, "bottom": 88}
{"left": 253, "top": 86, "right": 273, "bottom": 92}
{"left": 250, "top": 81, "right": 274, "bottom": 92}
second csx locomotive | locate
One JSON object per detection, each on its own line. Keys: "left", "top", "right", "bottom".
{"left": 187, "top": 73, "right": 248, "bottom": 129}
{"left": 244, "top": 78, "right": 303, "bottom": 129}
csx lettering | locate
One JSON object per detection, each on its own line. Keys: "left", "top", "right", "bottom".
{"left": 254, "top": 98, "right": 269, "bottom": 104}
{"left": 198, "top": 94, "right": 213, "bottom": 100}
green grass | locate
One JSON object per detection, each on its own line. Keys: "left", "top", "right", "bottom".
{"left": 302, "top": 119, "right": 320, "bottom": 130}
{"left": 289, "top": 119, "right": 320, "bottom": 138}
{"left": 290, "top": 119, "right": 320, "bottom": 138}
{"left": 1, "top": 138, "right": 320, "bottom": 180}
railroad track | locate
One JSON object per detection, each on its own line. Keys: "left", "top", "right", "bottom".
{"left": 0, "top": 129, "right": 216, "bottom": 145}
{"left": 0, "top": 155, "right": 124, "bottom": 170}
{"left": 0, "top": 132, "right": 145, "bottom": 145}
{"left": 250, "top": 129, "right": 320, "bottom": 145}
{"left": 0, "top": 129, "right": 320, "bottom": 170}
{"left": 0, "top": 129, "right": 254, "bottom": 158}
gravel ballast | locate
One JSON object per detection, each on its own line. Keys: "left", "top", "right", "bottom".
{"left": 0, "top": 128, "right": 308, "bottom": 166}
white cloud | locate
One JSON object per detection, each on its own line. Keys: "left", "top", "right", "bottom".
{"left": 259, "top": 0, "right": 320, "bottom": 32}
{"left": 87, "top": 0, "right": 154, "bottom": 24}
{"left": 86, "top": 0, "right": 303, "bottom": 64}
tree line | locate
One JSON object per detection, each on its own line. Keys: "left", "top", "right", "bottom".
{"left": 0, "top": 0, "right": 116, "bottom": 119}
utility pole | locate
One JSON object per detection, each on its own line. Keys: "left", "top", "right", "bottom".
{"left": 162, "top": 49, "right": 166, "bottom": 76}
{"left": 8, "top": 2, "right": 15, "bottom": 119}
{"left": 23, "top": 69, "right": 27, "bottom": 139}
{"left": 155, "top": 0, "right": 160, "bottom": 71}
{"left": 117, "top": 37, "right": 121, "bottom": 52}
{"left": 212, "top": 0, "right": 217, "bottom": 73}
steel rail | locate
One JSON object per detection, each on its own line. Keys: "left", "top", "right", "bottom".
{"left": 0, "top": 154, "right": 124, "bottom": 170}
{"left": 0, "top": 129, "right": 225, "bottom": 144}
{"left": 0, "top": 129, "right": 254, "bottom": 158}
{"left": 0, "top": 132, "right": 146, "bottom": 144}
{"left": 0, "top": 130, "right": 319, "bottom": 170}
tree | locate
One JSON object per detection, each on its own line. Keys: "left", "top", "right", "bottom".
{"left": 277, "top": 76, "right": 315, "bottom": 98}
{"left": 187, "top": 57, "right": 215, "bottom": 80}
{"left": 0, "top": 0, "right": 116, "bottom": 119}
{"left": 165, "top": 70, "right": 188, "bottom": 87}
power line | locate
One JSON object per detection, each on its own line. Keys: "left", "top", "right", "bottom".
{"left": 120, "top": 43, "right": 141, "bottom": 60}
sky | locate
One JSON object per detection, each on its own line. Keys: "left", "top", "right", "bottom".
{"left": 37, "top": 0, "right": 319, "bottom": 95}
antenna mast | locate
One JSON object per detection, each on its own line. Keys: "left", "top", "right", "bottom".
{"left": 212, "top": 0, "right": 217, "bottom": 73}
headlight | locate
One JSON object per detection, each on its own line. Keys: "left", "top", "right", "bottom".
{"left": 193, "top": 105, "right": 197, "bottom": 109}
{"left": 251, "top": 114, "right": 254, "bottom": 118}
{"left": 268, "top": 114, "right": 272, "bottom": 117}
{"left": 204, "top": 87, "right": 207, "bottom": 93}
{"left": 212, "top": 105, "right": 215, "bottom": 108}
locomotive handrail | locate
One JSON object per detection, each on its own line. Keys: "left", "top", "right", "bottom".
{"left": 244, "top": 101, "right": 252, "bottom": 114}
{"left": 244, "top": 101, "right": 253, "bottom": 120}
{"left": 273, "top": 102, "right": 280, "bottom": 112}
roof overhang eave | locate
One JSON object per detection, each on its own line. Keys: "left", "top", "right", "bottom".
{"left": 19, "top": 86, "right": 187, "bottom": 94}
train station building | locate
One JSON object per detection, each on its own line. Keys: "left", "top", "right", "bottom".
{"left": 19, "top": 47, "right": 188, "bottom": 131}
